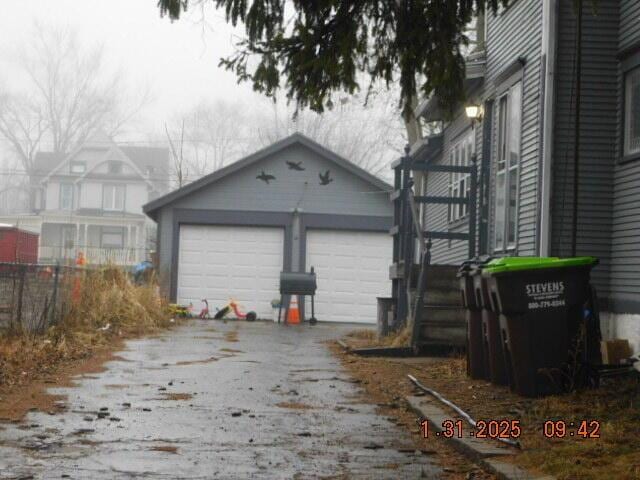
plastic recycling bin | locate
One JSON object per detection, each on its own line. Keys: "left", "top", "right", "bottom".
{"left": 458, "top": 259, "right": 488, "bottom": 380}
{"left": 483, "top": 256, "right": 598, "bottom": 397}
{"left": 472, "top": 267, "right": 509, "bottom": 385}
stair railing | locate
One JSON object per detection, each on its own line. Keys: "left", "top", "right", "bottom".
{"left": 406, "top": 155, "right": 478, "bottom": 348}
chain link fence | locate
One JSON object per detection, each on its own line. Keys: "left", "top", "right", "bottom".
{"left": 0, "top": 263, "right": 79, "bottom": 334}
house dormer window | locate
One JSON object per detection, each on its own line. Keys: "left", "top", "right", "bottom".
{"left": 108, "top": 161, "right": 123, "bottom": 174}
{"left": 70, "top": 162, "right": 86, "bottom": 174}
{"left": 103, "top": 184, "right": 125, "bottom": 211}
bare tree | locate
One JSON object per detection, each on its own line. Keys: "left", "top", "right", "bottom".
{"left": 0, "top": 23, "right": 150, "bottom": 175}
{"left": 164, "top": 100, "right": 251, "bottom": 186}
{"left": 161, "top": 92, "right": 404, "bottom": 188}
{"left": 252, "top": 93, "right": 405, "bottom": 178}
{"left": 165, "top": 120, "right": 188, "bottom": 189}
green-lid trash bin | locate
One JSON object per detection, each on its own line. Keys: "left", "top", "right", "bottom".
{"left": 483, "top": 256, "right": 598, "bottom": 397}
{"left": 458, "top": 258, "right": 490, "bottom": 380}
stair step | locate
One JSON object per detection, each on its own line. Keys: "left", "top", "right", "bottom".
{"left": 424, "top": 287, "right": 462, "bottom": 306}
{"left": 419, "top": 305, "right": 466, "bottom": 324}
{"left": 418, "top": 323, "right": 467, "bottom": 345}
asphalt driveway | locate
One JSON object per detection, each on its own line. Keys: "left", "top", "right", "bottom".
{"left": 0, "top": 320, "right": 441, "bottom": 479}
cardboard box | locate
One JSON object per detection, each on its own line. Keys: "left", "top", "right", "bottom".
{"left": 601, "top": 339, "right": 632, "bottom": 365}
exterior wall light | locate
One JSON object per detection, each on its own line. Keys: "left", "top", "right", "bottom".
{"left": 465, "top": 104, "right": 483, "bottom": 121}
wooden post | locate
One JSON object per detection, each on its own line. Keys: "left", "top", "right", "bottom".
{"left": 14, "top": 265, "right": 26, "bottom": 332}
{"left": 49, "top": 263, "right": 60, "bottom": 326}
{"left": 468, "top": 154, "right": 478, "bottom": 259}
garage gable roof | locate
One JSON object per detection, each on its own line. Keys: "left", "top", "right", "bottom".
{"left": 143, "top": 132, "right": 391, "bottom": 219}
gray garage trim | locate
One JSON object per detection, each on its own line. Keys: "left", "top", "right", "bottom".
{"left": 608, "top": 298, "right": 640, "bottom": 315}
{"left": 144, "top": 132, "right": 391, "bottom": 220}
{"left": 169, "top": 208, "right": 293, "bottom": 302}
{"left": 297, "top": 213, "right": 392, "bottom": 320}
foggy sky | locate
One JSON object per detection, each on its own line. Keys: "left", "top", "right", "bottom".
{"left": 0, "top": 0, "right": 263, "bottom": 140}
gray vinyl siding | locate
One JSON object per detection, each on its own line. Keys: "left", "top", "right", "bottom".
{"left": 152, "top": 142, "right": 392, "bottom": 291}
{"left": 619, "top": 0, "right": 640, "bottom": 52}
{"left": 550, "top": 1, "right": 619, "bottom": 300}
{"left": 424, "top": 114, "right": 480, "bottom": 264}
{"left": 485, "top": 0, "right": 543, "bottom": 257}
{"left": 165, "top": 144, "right": 390, "bottom": 217}
{"left": 426, "top": 0, "right": 543, "bottom": 264}
{"left": 610, "top": 0, "right": 640, "bottom": 312}
{"left": 156, "top": 206, "right": 174, "bottom": 295}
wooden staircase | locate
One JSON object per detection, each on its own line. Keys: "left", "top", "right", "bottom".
{"left": 389, "top": 143, "right": 477, "bottom": 351}
{"left": 411, "top": 265, "right": 466, "bottom": 349}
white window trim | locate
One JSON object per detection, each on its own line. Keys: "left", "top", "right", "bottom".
{"left": 493, "top": 81, "right": 522, "bottom": 253}
{"left": 102, "top": 184, "right": 126, "bottom": 211}
{"left": 448, "top": 130, "right": 475, "bottom": 224}
{"left": 60, "top": 183, "right": 74, "bottom": 210}
{"left": 100, "top": 227, "right": 125, "bottom": 248}
{"left": 624, "top": 66, "right": 640, "bottom": 157}
{"left": 70, "top": 161, "right": 86, "bottom": 174}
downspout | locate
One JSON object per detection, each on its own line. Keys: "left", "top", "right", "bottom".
{"left": 538, "top": 0, "right": 559, "bottom": 256}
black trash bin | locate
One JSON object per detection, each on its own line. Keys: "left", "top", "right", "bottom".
{"left": 458, "top": 259, "right": 489, "bottom": 380}
{"left": 483, "top": 257, "right": 598, "bottom": 397}
{"left": 472, "top": 267, "right": 508, "bottom": 386}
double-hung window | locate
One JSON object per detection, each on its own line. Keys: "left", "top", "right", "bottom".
{"left": 448, "top": 130, "right": 474, "bottom": 223}
{"left": 101, "top": 227, "right": 124, "bottom": 248}
{"left": 60, "top": 183, "right": 74, "bottom": 210}
{"left": 102, "top": 185, "right": 125, "bottom": 211}
{"left": 624, "top": 66, "right": 640, "bottom": 158}
{"left": 494, "top": 81, "right": 522, "bottom": 251}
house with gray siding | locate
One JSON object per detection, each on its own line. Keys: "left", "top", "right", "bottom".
{"left": 413, "top": 0, "right": 640, "bottom": 352}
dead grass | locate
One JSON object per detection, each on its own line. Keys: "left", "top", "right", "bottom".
{"left": 276, "top": 401, "right": 315, "bottom": 410}
{"left": 332, "top": 341, "right": 640, "bottom": 480}
{"left": 0, "top": 266, "right": 174, "bottom": 420}
{"left": 160, "top": 393, "right": 193, "bottom": 401}
{"left": 223, "top": 330, "right": 239, "bottom": 343}
{"left": 344, "top": 326, "right": 412, "bottom": 349}
{"left": 149, "top": 445, "right": 179, "bottom": 454}
{"left": 330, "top": 342, "right": 493, "bottom": 480}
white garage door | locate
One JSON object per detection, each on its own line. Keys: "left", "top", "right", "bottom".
{"left": 177, "top": 225, "right": 283, "bottom": 318}
{"left": 305, "top": 230, "right": 392, "bottom": 324}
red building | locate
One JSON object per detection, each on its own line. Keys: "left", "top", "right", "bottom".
{"left": 0, "top": 224, "right": 39, "bottom": 264}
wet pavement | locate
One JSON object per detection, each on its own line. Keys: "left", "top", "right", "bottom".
{"left": 0, "top": 320, "right": 441, "bottom": 479}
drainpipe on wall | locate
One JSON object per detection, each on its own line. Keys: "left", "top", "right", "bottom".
{"left": 538, "top": 0, "right": 559, "bottom": 256}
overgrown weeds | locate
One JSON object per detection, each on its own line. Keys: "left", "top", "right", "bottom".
{"left": 61, "top": 266, "right": 170, "bottom": 335}
{"left": 0, "top": 266, "right": 171, "bottom": 395}
{"left": 345, "top": 325, "right": 412, "bottom": 348}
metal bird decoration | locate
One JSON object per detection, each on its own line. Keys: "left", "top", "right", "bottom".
{"left": 257, "top": 171, "right": 276, "bottom": 184}
{"left": 319, "top": 170, "right": 333, "bottom": 186}
{"left": 286, "top": 160, "right": 305, "bottom": 171}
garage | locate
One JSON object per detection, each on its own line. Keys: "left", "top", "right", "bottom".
{"left": 177, "top": 225, "right": 283, "bottom": 318}
{"left": 305, "top": 230, "right": 392, "bottom": 324}
{"left": 144, "top": 133, "right": 393, "bottom": 324}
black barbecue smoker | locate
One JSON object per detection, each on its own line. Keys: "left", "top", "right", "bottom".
{"left": 278, "top": 267, "right": 318, "bottom": 324}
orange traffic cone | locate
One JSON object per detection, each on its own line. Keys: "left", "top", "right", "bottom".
{"left": 287, "top": 297, "right": 300, "bottom": 324}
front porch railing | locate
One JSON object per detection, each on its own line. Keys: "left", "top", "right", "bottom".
{"left": 39, "top": 245, "right": 143, "bottom": 265}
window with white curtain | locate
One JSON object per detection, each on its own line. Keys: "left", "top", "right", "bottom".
{"left": 448, "top": 130, "right": 475, "bottom": 223}
{"left": 624, "top": 66, "right": 640, "bottom": 157}
{"left": 494, "top": 81, "right": 522, "bottom": 251}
